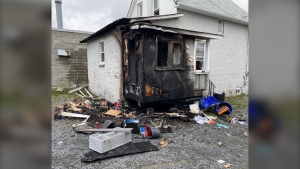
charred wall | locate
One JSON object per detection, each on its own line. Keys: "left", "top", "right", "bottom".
{"left": 123, "top": 28, "right": 203, "bottom": 104}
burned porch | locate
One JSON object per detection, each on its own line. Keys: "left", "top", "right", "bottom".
{"left": 123, "top": 22, "right": 222, "bottom": 105}
{"left": 80, "top": 17, "right": 222, "bottom": 104}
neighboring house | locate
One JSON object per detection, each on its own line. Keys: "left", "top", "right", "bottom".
{"left": 51, "top": 28, "right": 93, "bottom": 87}
{"left": 81, "top": 17, "right": 223, "bottom": 105}
{"left": 127, "top": 0, "right": 249, "bottom": 96}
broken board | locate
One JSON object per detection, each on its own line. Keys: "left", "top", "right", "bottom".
{"left": 105, "top": 109, "right": 121, "bottom": 117}
{"left": 81, "top": 141, "right": 159, "bottom": 163}
{"left": 60, "top": 112, "right": 90, "bottom": 119}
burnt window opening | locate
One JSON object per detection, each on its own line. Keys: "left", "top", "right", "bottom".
{"left": 157, "top": 41, "right": 168, "bottom": 67}
{"left": 172, "top": 42, "right": 182, "bottom": 66}
{"left": 156, "top": 38, "right": 185, "bottom": 69}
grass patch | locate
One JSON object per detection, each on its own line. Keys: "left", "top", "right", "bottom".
{"left": 51, "top": 90, "right": 81, "bottom": 101}
{"left": 225, "top": 94, "right": 248, "bottom": 110}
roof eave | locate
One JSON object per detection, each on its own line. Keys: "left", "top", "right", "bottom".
{"left": 132, "top": 23, "right": 223, "bottom": 39}
{"left": 176, "top": 4, "right": 248, "bottom": 25}
{"left": 129, "top": 14, "right": 184, "bottom": 23}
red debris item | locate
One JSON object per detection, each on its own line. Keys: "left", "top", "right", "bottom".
{"left": 208, "top": 119, "right": 215, "bottom": 125}
{"left": 114, "top": 102, "right": 120, "bottom": 109}
{"left": 95, "top": 122, "right": 100, "bottom": 129}
{"left": 144, "top": 124, "right": 152, "bottom": 137}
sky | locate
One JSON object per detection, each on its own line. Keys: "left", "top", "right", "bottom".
{"left": 51, "top": 0, "right": 248, "bottom": 32}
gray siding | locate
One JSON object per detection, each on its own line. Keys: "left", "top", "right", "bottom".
{"left": 210, "top": 21, "right": 248, "bottom": 95}
{"left": 152, "top": 9, "right": 219, "bottom": 34}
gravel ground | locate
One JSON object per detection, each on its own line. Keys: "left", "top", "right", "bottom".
{"left": 52, "top": 97, "right": 248, "bottom": 169}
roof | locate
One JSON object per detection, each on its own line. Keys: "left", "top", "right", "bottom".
{"left": 177, "top": 0, "right": 248, "bottom": 24}
{"left": 129, "top": 13, "right": 184, "bottom": 23}
{"left": 80, "top": 18, "right": 130, "bottom": 43}
{"left": 52, "top": 28, "right": 94, "bottom": 35}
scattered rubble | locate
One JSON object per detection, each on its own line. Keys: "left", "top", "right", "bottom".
{"left": 53, "top": 90, "right": 248, "bottom": 164}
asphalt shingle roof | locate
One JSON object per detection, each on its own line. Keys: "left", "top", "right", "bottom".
{"left": 177, "top": 0, "right": 248, "bottom": 23}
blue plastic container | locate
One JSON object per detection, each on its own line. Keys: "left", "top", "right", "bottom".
{"left": 215, "top": 102, "right": 233, "bottom": 116}
{"left": 200, "top": 96, "right": 219, "bottom": 109}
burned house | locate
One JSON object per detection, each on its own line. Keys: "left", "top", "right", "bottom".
{"left": 128, "top": 0, "right": 249, "bottom": 96}
{"left": 81, "top": 16, "right": 222, "bottom": 105}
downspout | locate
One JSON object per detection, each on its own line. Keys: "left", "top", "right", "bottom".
{"left": 241, "top": 26, "right": 249, "bottom": 93}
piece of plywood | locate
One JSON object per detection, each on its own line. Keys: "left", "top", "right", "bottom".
{"left": 60, "top": 112, "right": 90, "bottom": 118}
{"left": 104, "top": 109, "right": 121, "bottom": 117}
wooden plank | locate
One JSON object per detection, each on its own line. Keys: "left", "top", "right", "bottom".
{"left": 84, "top": 88, "right": 94, "bottom": 98}
{"left": 79, "top": 89, "right": 87, "bottom": 97}
{"left": 75, "top": 93, "right": 85, "bottom": 98}
{"left": 60, "top": 111, "right": 90, "bottom": 118}
{"left": 105, "top": 109, "right": 122, "bottom": 117}
{"left": 68, "top": 84, "right": 89, "bottom": 93}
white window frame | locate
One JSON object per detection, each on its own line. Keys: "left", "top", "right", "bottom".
{"left": 137, "top": 2, "right": 143, "bottom": 17}
{"left": 154, "top": 0, "right": 159, "bottom": 15}
{"left": 218, "top": 20, "right": 224, "bottom": 34}
{"left": 194, "top": 39, "right": 209, "bottom": 74}
{"left": 99, "top": 40, "right": 105, "bottom": 66}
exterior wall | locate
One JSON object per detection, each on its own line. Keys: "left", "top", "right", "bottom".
{"left": 160, "top": 0, "right": 177, "bottom": 15}
{"left": 152, "top": 9, "right": 249, "bottom": 96}
{"left": 51, "top": 30, "right": 91, "bottom": 86}
{"left": 130, "top": 0, "right": 148, "bottom": 17}
{"left": 128, "top": 0, "right": 176, "bottom": 18}
{"left": 87, "top": 28, "right": 122, "bottom": 103}
{"left": 152, "top": 9, "right": 219, "bottom": 34}
{"left": 210, "top": 21, "right": 248, "bottom": 95}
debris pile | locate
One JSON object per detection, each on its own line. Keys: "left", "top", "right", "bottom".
{"left": 53, "top": 86, "right": 247, "bottom": 164}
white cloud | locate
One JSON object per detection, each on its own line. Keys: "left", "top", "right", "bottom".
{"left": 52, "top": 0, "right": 131, "bottom": 32}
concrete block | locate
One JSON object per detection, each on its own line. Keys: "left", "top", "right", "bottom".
{"left": 89, "top": 130, "right": 132, "bottom": 153}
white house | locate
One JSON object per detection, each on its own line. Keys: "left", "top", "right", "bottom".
{"left": 81, "top": 0, "right": 248, "bottom": 105}
{"left": 127, "top": 0, "right": 249, "bottom": 96}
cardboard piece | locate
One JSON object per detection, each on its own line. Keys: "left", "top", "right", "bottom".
{"left": 105, "top": 109, "right": 122, "bottom": 117}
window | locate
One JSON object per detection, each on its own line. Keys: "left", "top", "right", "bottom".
{"left": 154, "top": 0, "right": 159, "bottom": 15}
{"left": 218, "top": 20, "right": 224, "bottom": 34}
{"left": 194, "top": 40, "right": 206, "bottom": 73}
{"left": 137, "top": 2, "right": 143, "bottom": 17}
{"left": 99, "top": 41, "right": 105, "bottom": 66}
{"left": 157, "top": 41, "right": 168, "bottom": 67}
{"left": 172, "top": 42, "right": 182, "bottom": 66}
{"left": 156, "top": 38, "right": 184, "bottom": 69}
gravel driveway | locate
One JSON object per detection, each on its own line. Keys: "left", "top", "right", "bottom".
{"left": 52, "top": 97, "right": 248, "bottom": 169}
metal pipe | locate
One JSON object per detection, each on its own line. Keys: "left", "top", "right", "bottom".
{"left": 55, "top": 0, "right": 63, "bottom": 29}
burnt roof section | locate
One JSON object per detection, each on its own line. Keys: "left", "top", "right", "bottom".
{"left": 80, "top": 18, "right": 130, "bottom": 43}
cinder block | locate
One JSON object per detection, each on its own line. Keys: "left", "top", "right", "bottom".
{"left": 89, "top": 130, "right": 132, "bottom": 154}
